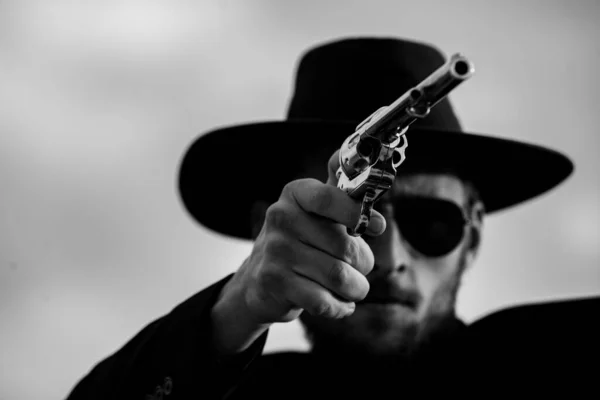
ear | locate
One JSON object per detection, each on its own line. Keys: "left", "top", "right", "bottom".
{"left": 463, "top": 200, "right": 485, "bottom": 267}
{"left": 249, "top": 200, "right": 271, "bottom": 239}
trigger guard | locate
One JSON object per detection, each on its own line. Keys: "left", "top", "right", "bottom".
{"left": 347, "top": 188, "right": 377, "bottom": 237}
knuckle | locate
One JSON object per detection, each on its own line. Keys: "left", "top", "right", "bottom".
{"left": 341, "top": 238, "right": 361, "bottom": 265}
{"left": 328, "top": 150, "right": 340, "bottom": 171}
{"left": 259, "top": 269, "right": 280, "bottom": 289}
{"left": 281, "top": 180, "right": 296, "bottom": 199}
{"left": 312, "top": 300, "right": 334, "bottom": 318}
{"left": 264, "top": 204, "right": 292, "bottom": 230}
{"left": 355, "top": 239, "right": 374, "bottom": 275}
{"left": 263, "top": 235, "right": 292, "bottom": 261}
{"left": 258, "top": 268, "right": 286, "bottom": 294}
{"left": 313, "top": 299, "right": 348, "bottom": 319}
{"left": 327, "top": 261, "right": 348, "bottom": 289}
{"left": 327, "top": 152, "right": 340, "bottom": 179}
{"left": 356, "top": 277, "right": 370, "bottom": 301}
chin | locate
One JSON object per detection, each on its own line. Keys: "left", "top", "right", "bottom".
{"left": 354, "top": 301, "right": 419, "bottom": 324}
{"left": 299, "top": 302, "right": 425, "bottom": 358}
{"left": 351, "top": 303, "right": 419, "bottom": 340}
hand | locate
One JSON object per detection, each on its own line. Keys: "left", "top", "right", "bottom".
{"left": 225, "top": 150, "right": 387, "bottom": 326}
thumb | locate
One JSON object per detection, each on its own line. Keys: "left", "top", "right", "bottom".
{"left": 326, "top": 149, "right": 341, "bottom": 186}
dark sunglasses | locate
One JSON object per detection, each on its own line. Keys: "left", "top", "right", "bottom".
{"left": 375, "top": 195, "right": 472, "bottom": 258}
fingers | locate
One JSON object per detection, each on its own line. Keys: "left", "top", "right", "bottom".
{"left": 290, "top": 244, "right": 370, "bottom": 303}
{"left": 256, "top": 218, "right": 370, "bottom": 320}
{"left": 263, "top": 203, "right": 374, "bottom": 277}
{"left": 284, "top": 273, "right": 357, "bottom": 319}
{"left": 277, "top": 205, "right": 374, "bottom": 276}
{"left": 281, "top": 178, "right": 386, "bottom": 236}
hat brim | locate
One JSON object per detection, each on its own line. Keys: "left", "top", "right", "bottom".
{"left": 178, "top": 120, "right": 573, "bottom": 240}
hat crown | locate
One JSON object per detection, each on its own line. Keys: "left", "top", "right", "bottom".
{"left": 286, "top": 37, "right": 464, "bottom": 131}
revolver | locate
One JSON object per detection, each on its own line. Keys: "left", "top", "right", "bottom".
{"left": 336, "top": 53, "right": 475, "bottom": 236}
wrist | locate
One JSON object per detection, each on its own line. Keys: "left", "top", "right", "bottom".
{"left": 211, "top": 276, "right": 270, "bottom": 356}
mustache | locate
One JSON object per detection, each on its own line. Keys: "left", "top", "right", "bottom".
{"left": 359, "top": 273, "right": 422, "bottom": 309}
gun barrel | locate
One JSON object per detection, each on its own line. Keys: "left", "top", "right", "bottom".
{"left": 418, "top": 53, "right": 474, "bottom": 105}
{"left": 364, "top": 53, "right": 473, "bottom": 144}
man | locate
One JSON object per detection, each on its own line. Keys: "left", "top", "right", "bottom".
{"left": 66, "top": 37, "right": 597, "bottom": 399}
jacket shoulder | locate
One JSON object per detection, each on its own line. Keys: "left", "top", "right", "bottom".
{"left": 253, "top": 351, "right": 312, "bottom": 370}
{"left": 469, "top": 295, "right": 600, "bottom": 335}
{"left": 465, "top": 295, "right": 600, "bottom": 391}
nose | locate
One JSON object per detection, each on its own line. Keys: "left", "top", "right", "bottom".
{"left": 367, "top": 216, "right": 411, "bottom": 274}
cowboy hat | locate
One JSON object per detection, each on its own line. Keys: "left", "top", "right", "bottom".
{"left": 177, "top": 37, "right": 573, "bottom": 240}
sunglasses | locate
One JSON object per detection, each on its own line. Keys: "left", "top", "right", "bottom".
{"left": 375, "top": 195, "right": 472, "bottom": 258}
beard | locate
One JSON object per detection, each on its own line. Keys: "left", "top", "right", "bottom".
{"left": 298, "top": 249, "right": 468, "bottom": 369}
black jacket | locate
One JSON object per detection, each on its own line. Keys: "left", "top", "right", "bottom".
{"left": 65, "top": 274, "right": 600, "bottom": 399}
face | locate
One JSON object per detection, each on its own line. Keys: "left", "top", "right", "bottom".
{"left": 299, "top": 173, "right": 482, "bottom": 361}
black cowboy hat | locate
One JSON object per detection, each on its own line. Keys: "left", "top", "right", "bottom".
{"left": 178, "top": 37, "right": 573, "bottom": 240}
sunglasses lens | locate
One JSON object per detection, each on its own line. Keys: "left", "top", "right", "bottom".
{"left": 395, "top": 197, "right": 467, "bottom": 257}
